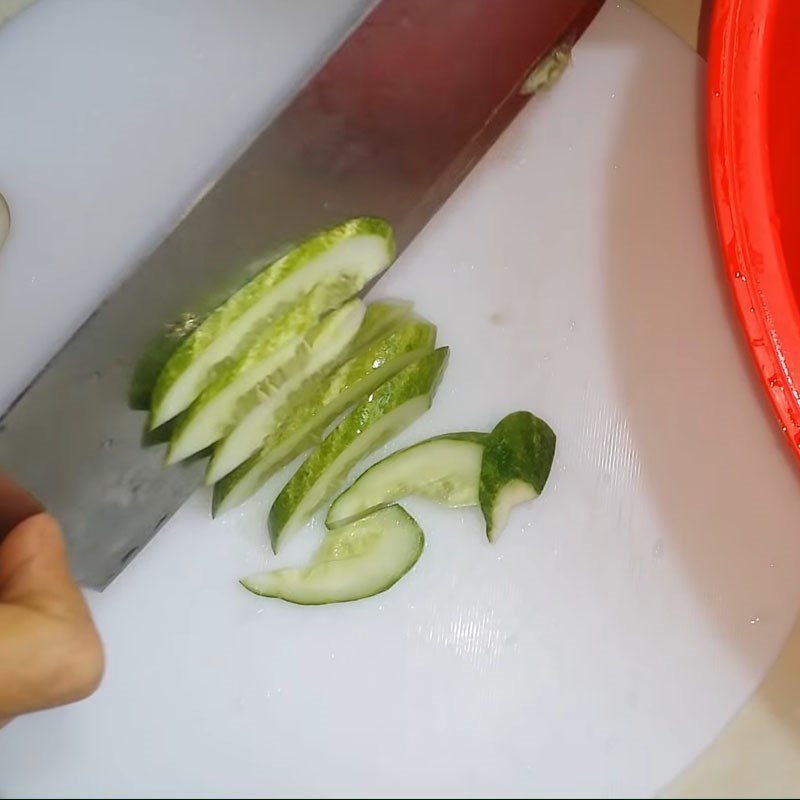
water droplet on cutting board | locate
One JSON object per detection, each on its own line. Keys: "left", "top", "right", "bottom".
{"left": 652, "top": 539, "right": 664, "bottom": 559}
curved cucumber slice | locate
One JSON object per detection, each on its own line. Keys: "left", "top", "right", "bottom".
{"left": 326, "top": 432, "right": 487, "bottom": 528}
{"left": 268, "top": 347, "right": 449, "bottom": 552}
{"left": 167, "top": 299, "right": 364, "bottom": 464}
{"left": 150, "top": 217, "right": 394, "bottom": 427}
{"left": 211, "top": 316, "right": 437, "bottom": 512}
{"left": 241, "top": 505, "right": 424, "bottom": 605}
{"left": 479, "top": 411, "right": 556, "bottom": 541}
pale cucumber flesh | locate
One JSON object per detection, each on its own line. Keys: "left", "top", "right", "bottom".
{"left": 268, "top": 347, "right": 449, "bottom": 551}
{"left": 205, "top": 397, "right": 294, "bottom": 483}
{"left": 345, "top": 299, "right": 413, "bottom": 354}
{"left": 202, "top": 299, "right": 365, "bottom": 481}
{"left": 485, "top": 480, "right": 538, "bottom": 539}
{"left": 210, "top": 317, "right": 437, "bottom": 513}
{"left": 165, "top": 327, "right": 303, "bottom": 464}
{"left": 150, "top": 218, "right": 393, "bottom": 427}
{"left": 326, "top": 433, "right": 487, "bottom": 529}
{"left": 169, "top": 299, "right": 364, "bottom": 465}
{"left": 241, "top": 505, "right": 424, "bottom": 605}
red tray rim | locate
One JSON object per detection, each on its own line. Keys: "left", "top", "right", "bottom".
{"left": 707, "top": 0, "right": 800, "bottom": 459}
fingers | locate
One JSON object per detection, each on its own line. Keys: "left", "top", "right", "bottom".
{"left": 0, "top": 514, "right": 104, "bottom": 718}
{"left": 0, "top": 471, "right": 43, "bottom": 540}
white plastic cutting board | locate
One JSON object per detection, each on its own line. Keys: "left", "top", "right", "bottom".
{"left": 2, "top": 2, "right": 800, "bottom": 797}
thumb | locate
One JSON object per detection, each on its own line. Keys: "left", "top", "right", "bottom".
{"left": 0, "top": 514, "right": 104, "bottom": 718}
{"left": 0, "top": 513, "right": 91, "bottom": 623}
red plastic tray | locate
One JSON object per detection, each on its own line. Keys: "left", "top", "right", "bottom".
{"left": 708, "top": 0, "right": 800, "bottom": 460}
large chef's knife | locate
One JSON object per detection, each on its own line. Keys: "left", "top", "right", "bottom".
{"left": 0, "top": 0, "right": 603, "bottom": 588}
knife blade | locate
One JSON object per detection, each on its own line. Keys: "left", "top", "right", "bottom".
{"left": 0, "top": 0, "right": 604, "bottom": 588}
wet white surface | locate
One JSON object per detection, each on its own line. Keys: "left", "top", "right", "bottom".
{"left": 2, "top": 1, "right": 800, "bottom": 797}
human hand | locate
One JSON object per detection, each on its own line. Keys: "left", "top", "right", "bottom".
{"left": 0, "top": 478, "right": 103, "bottom": 723}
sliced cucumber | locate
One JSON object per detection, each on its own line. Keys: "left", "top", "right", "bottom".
{"left": 326, "top": 432, "right": 487, "bottom": 528}
{"left": 166, "top": 299, "right": 364, "bottom": 464}
{"left": 268, "top": 347, "right": 449, "bottom": 552}
{"left": 150, "top": 217, "right": 394, "bottom": 427}
{"left": 479, "top": 411, "right": 556, "bottom": 541}
{"left": 241, "top": 505, "right": 424, "bottom": 605}
{"left": 129, "top": 312, "right": 205, "bottom": 410}
{"left": 345, "top": 298, "right": 413, "bottom": 354}
{"left": 165, "top": 309, "right": 303, "bottom": 462}
{"left": 202, "top": 299, "right": 399, "bottom": 482}
{"left": 210, "top": 316, "right": 437, "bottom": 509}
